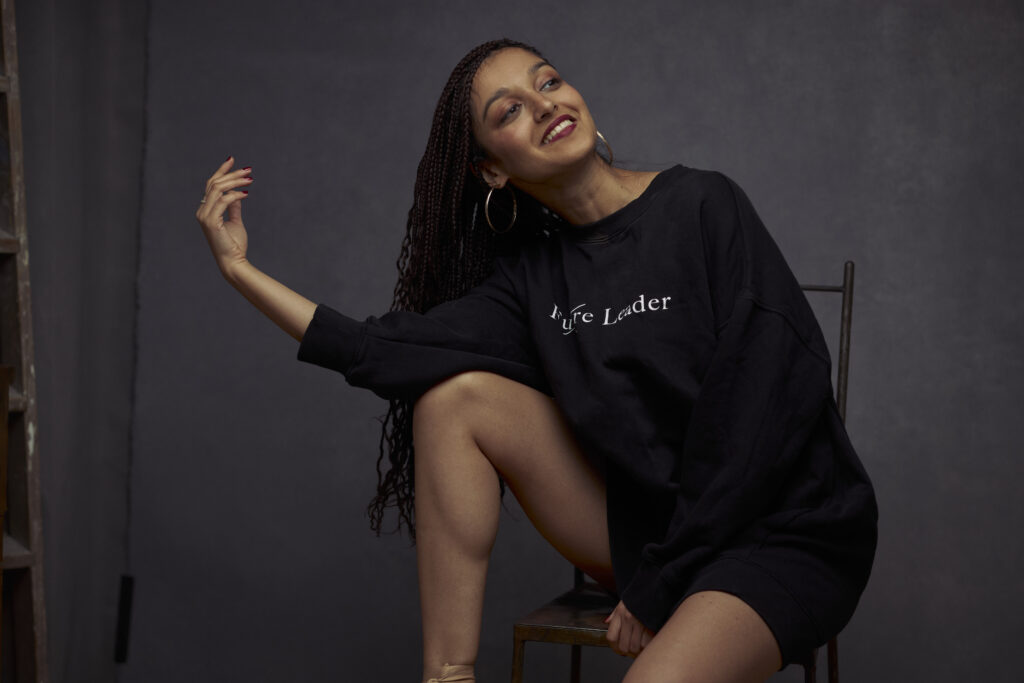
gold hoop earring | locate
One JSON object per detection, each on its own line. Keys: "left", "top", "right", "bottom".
{"left": 596, "top": 130, "right": 614, "bottom": 166}
{"left": 484, "top": 185, "right": 517, "bottom": 234}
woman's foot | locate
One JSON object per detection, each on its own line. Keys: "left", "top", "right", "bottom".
{"left": 424, "top": 663, "right": 475, "bottom": 682}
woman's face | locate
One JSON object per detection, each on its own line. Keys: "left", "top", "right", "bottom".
{"left": 470, "top": 48, "right": 597, "bottom": 188}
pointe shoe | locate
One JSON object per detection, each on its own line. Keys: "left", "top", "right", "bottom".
{"left": 424, "top": 663, "right": 475, "bottom": 682}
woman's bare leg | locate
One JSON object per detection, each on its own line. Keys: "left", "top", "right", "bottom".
{"left": 413, "top": 372, "right": 613, "bottom": 681}
{"left": 622, "top": 591, "right": 782, "bottom": 683}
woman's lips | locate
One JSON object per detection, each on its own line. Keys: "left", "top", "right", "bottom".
{"left": 542, "top": 116, "right": 576, "bottom": 145}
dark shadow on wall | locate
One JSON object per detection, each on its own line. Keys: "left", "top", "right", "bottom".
{"left": 16, "top": 0, "right": 146, "bottom": 681}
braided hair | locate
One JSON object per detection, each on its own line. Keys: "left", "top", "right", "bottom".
{"left": 368, "top": 39, "right": 551, "bottom": 538}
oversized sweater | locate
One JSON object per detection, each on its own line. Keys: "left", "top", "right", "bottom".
{"left": 297, "top": 165, "right": 878, "bottom": 636}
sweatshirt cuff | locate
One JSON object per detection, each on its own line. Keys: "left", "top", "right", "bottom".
{"left": 296, "top": 303, "right": 365, "bottom": 375}
{"left": 619, "top": 557, "right": 680, "bottom": 632}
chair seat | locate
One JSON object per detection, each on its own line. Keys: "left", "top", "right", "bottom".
{"left": 513, "top": 581, "right": 617, "bottom": 647}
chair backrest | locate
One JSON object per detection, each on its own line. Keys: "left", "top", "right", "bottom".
{"left": 792, "top": 260, "right": 856, "bottom": 683}
{"left": 800, "top": 260, "right": 855, "bottom": 422}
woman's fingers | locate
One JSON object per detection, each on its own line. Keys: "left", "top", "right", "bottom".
{"left": 202, "top": 157, "right": 252, "bottom": 200}
{"left": 628, "top": 620, "right": 643, "bottom": 655}
{"left": 204, "top": 156, "right": 237, "bottom": 192}
{"left": 226, "top": 193, "right": 244, "bottom": 223}
{"left": 606, "top": 610, "right": 621, "bottom": 650}
{"left": 617, "top": 618, "right": 638, "bottom": 657}
{"left": 206, "top": 171, "right": 253, "bottom": 202}
{"left": 196, "top": 187, "right": 247, "bottom": 229}
{"left": 606, "top": 602, "right": 629, "bottom": 656}
{"left": 198, "top": 171, "right": 252, "bottom": 221}
{"left": 207, "top": 189, "right": 249, "bottom": 221}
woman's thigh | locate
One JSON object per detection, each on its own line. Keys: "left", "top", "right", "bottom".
{"left": 623, "top": 591, "right": 782, "bottom": 683}
{"left": 414, "top": 371, "right": 614, "bottom": 587}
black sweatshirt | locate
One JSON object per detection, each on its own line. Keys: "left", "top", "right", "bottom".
{"left": 297, "top": 165, "right": 877, "bottom": 634}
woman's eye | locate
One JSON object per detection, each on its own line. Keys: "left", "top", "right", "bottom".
{"left": 500, "top": 103, "right": 520, "bottom": 123}
{"left": 541, "top": 77, "right": 561, "bottom": 91}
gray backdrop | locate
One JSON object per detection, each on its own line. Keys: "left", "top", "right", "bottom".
{"left": 17, "top": 0, "right": 1024, "bottom": 682}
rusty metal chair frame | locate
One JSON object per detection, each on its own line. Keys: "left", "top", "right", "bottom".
{"left": 511, "top": 262, "right": 856, "bottom": 683}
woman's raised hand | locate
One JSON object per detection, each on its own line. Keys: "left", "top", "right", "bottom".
{"left": 193, "top": 157, "right": 316, "bottom": 341}
{"left": 195, "top": 156, "right": 254, "bottom": 281}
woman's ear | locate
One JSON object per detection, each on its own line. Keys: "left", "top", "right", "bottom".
{"left": 477, "top": 159, "right": 509, "bottom": 189}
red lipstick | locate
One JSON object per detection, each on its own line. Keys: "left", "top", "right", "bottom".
{"left": 542, "top": 115, "right": 577, "bottom": 145}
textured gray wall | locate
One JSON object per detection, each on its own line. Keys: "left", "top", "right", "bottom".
{"left": 18, "top": 0, "right": 1024, "bottom": 681}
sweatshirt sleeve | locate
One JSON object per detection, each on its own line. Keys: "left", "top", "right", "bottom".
{"left": 296, "top": 256, "right": 548, "bottom": 401}
{"left": 619, "top": 173, "right": 836, "bottom": 630}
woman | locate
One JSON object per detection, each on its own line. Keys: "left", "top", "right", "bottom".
{"left": 196, "top": 39, "right": 877, "bottom": 683}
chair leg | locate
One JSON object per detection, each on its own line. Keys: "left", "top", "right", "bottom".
{"left": 511, "top": 634, "right": 525, "bottom": 683}
{"left": 804, "top": 659, "right": 816, "bottom": 683}
{"left": 803, "top": 648, "right": 817, "bottom": 683}
{"left": 570, "top": 644, "right": 581, "bottom": 683}
{"left": 827, "top": 638, "right": 839, "bottom": 683}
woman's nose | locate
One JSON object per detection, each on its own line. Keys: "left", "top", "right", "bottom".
{"left": 533, "top": 94, "right": 556, "bottom": 120}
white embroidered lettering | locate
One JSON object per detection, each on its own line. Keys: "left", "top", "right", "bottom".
{"left": 555, "top": 303, "right": 589, "bottom": 335}
{"left": 552, "top": 293, "right": 672, "bottom": 333}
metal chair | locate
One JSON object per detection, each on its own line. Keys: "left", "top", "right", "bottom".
{"left": 511, "top": 262, "right": 856, "bottom": 683}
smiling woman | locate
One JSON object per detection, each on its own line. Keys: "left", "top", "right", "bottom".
{"left": 195, "top": 38, "right": 877, "bottom": 683}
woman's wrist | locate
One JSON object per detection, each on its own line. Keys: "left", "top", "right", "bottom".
{"left": 221, "top": 257, "right": 253, "bottom": 287}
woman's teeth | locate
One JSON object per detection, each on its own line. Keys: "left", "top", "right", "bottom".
{"left": 543, "top": 119, "right": 574, "bottom": 145}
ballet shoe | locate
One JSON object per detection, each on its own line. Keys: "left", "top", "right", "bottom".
{"left": 424, "top": 662, "right": 475, "bottom": 682}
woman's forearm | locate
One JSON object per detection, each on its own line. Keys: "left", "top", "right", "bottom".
{"left": 224, "top": 260, "right": 317, "bottom": 342}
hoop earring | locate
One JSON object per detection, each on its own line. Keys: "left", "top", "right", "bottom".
{"left": 596, "top": 130, "right": 614, "bottom": 166}
{"left": 484, "top": 185, "right": 517, "bottom": 234}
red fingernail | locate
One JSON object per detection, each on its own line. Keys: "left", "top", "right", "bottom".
{"left": 226, "top": 155, "right": 232, "bottom": 161}
{"left": 242, "top": 190, "right": 249, "bottom": 195}
{"left": 243, "top": 166, "right": 252, "bottom": 170}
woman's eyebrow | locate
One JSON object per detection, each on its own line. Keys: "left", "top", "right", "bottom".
{"left": 482, "top": 88, "right": 509, "bottom": 120}
{"left": 481, "top": 61, "right": 555, "bottom": 120}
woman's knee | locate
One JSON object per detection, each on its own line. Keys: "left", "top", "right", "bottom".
{"left": 414, "top": 370, "right": 541, "bottom": 432}
{"left": 413, "top": 372, "right": 516, "bottom": 460}
{"left": 413, "top": 371, "right": 565, "bottom": 473}
{"left": 415, "top": 371, "right": 499, "bottom": 418}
